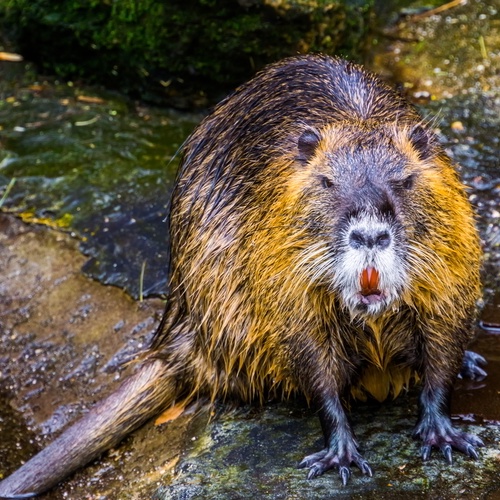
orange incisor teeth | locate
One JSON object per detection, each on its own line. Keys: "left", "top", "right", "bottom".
{"left": 360, "top": 267, "right": 380, "bottom": 295}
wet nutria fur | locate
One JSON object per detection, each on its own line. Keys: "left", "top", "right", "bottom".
{"left": 0, "top": 54, "right": 487, "bottom": 497}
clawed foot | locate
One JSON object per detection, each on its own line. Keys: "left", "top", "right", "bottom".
{"left": 413, "top": 417, "right": 484, "bottom": 464}
{"left": 459, "top": 350, "right": 487, "bottom": 380}
{"left": 298, "top": 447, "right": 372, "bottom": 485}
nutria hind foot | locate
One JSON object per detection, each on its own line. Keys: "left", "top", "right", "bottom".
{"left": 298, "top": 439, "right": 373, "bottom": 485}
{"left": 413, "top": 415, "right": 484, "bottom": 464}
{"left": 460, "top": 350, "right": 487, "bottom": 380}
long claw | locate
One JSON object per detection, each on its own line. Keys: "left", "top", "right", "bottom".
{"left": 339, "top": 466, "right": 351, "bottom": 486}
{"left": 360, "top": 460, "right": 373, "bottom": 477}
{"left": 298, "top": 449, "right": 327, "bottom": 469}
{"left": 421, "top": 445, "right": 432, "bottom": 461}
{"left": 442, "top": 444, "right": 453, "bottom": 465}
{"left": 460, "top": 351, "right": 488, "bottom": 380}
{"left": 470, "top": 435, "right": 484, "bottom": 448}
{"left": 297, "top": 460, "right": 306, "bottom": 469}
{"left": 415, "top": 410, "right": 484, "bottom": 465}
{"left": 307, "top": 465, "right": 322, "bottom": 479}
{"left": 467, "top": 445, "right": 479, "bottom": 460}
{"left": 467, "top": 351, "right": 487, "bottom": 365}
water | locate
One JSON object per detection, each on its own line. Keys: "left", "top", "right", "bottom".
{"left": 0, "top": 63, "right": 201, "bottom": 298}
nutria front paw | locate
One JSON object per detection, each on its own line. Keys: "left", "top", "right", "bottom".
{"left": 298, "top": 447, "right": 373, "bottom": 485}
{"left": 459, "top": 350, "right": 487, "bottom": 380}
{"left": 413, "top": 417, "right": 484, "bottom": 464}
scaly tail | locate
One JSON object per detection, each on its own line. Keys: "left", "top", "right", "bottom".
{"left": 0, "top": 359, "right": 174, "bottom": 498}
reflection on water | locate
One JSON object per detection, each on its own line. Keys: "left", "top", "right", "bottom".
{"left": 0, "top": 63, "right": 202, "bottom": 297}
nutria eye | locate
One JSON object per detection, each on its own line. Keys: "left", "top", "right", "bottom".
{"left": 321, "top": 176, "right": 334, "bottom": 189}
{"left": 390, "top": 174, "right": 415, "bottom": 192}
{"left": 402, "top": 174, "right": 415, "bottom": 190}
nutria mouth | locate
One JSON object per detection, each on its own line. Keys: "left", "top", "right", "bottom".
{"left": 358, "top": 291, "right": 384, "bottom": 306}
{"left": 359, "top": 267, "right": 380, "bottom": 296}
{"left": 358, "top": 267, "right": 384, "bottom": 306}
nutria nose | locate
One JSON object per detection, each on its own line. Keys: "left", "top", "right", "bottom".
{"left": 349, "top": 229, "right": 391, "bottom": 250}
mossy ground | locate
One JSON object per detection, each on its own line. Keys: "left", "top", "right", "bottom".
{"left": 0, "top": 0, "right": 374, "bottom": 106}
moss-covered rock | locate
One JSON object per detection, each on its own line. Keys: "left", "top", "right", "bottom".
{"left": 0, "top": 0, "right": 374, "bottom": 106}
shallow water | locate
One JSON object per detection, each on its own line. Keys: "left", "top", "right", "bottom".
{"left": 0, "top": 63, "right": 201, "bottom": 298}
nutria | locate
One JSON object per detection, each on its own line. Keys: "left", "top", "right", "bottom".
{"left": 0, "top": 54, "right": 487, "bottom": 498}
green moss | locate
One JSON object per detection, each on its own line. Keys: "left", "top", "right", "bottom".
{"left": 0, "top": 0, "right": 374, "bottom": 105}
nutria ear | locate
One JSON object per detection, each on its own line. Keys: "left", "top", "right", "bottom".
{"left": 297, "top": 128, "right": 321, "bottom": 163}
{"left": 410, "top": 125, "right": 434, "bottom": 160}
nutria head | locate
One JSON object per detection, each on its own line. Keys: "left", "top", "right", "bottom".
{"left": 289, "top": 121, "right": 437, "bottom": 318}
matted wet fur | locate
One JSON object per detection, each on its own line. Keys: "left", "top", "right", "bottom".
{"left": 0, "top": 54, "right": 486, "bottom": 497}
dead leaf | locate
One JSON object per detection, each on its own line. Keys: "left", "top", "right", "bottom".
{"left": 0, "top": 52, "right": 23, "bottom": 62}
{"left": 155, "top": 400, "right": 189, "bottom": 425}
{"left": 77, "top": 95, "right": 105, "bottom": 104}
